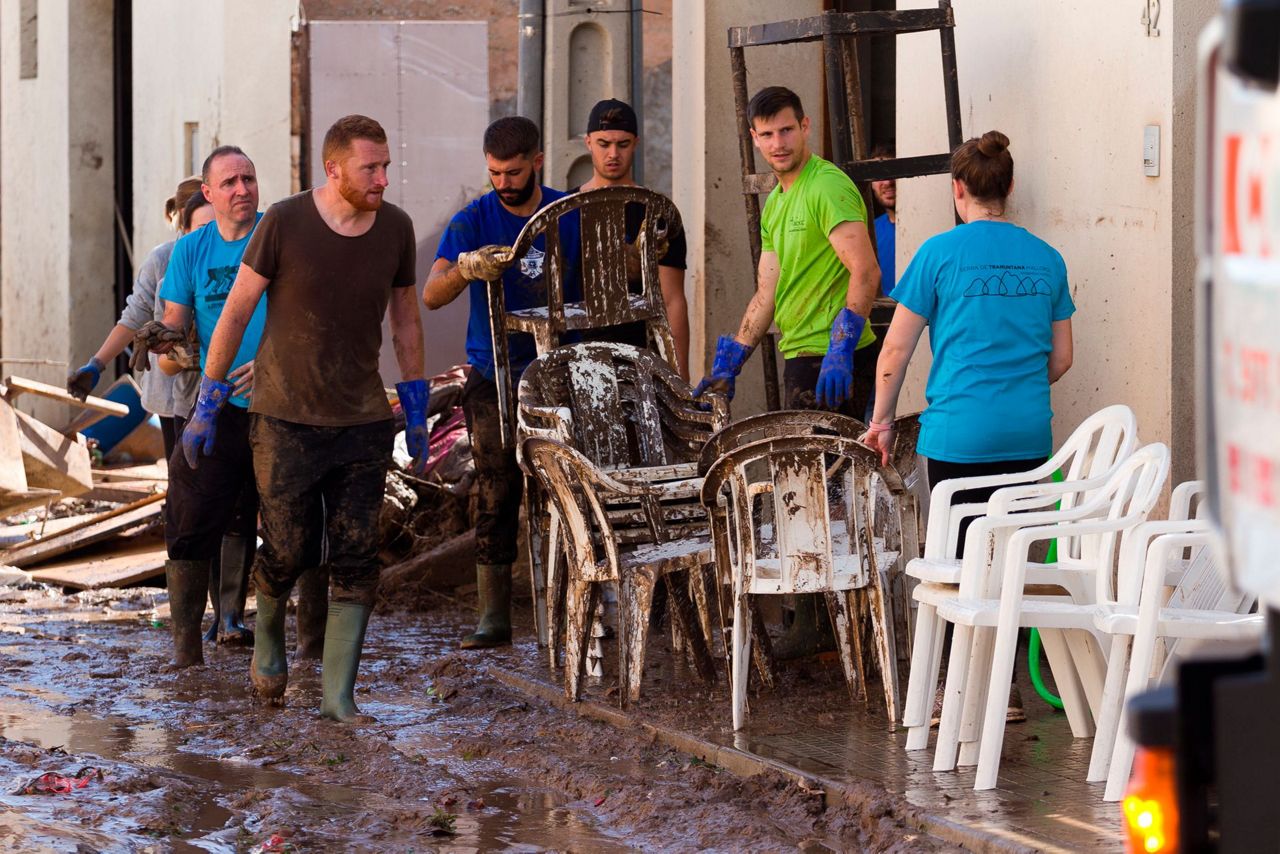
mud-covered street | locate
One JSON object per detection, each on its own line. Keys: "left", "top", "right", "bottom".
{"left": 0, "top": 581, "right": 941, "bottom": 853}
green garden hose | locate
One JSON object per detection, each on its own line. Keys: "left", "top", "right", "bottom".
{"left": 1028, "top": 469, "right": 1066, "bottom": 710}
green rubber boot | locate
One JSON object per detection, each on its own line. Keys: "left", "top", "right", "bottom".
{"left": 165, "top": 559, "right": 210, "bottom": 668}
{"left": 216, "top": 534, "right": 254, "bottom": 646}
{"left": 294, "top": 565, "right": 329, "bottom": 661}
{"left": 460, "top": 564, "right": 512, "bottom": 649}
{"left": 319, "top": 601, "right": 373, "bottom": 723}
{"left": 251, "top": 590, "right": 288, "bottom": 701}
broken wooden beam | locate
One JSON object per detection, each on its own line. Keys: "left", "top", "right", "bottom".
{"left": 2, "top": 375, "right": 130, "bottom": 419}
{"left": 2, "top": 492, "right": 166, "bottom": 568}
{"left": 0, "top": 397, "right": 28, "bottom": 494}
{"left": 13, "top": 408, "right": 93, "bottom": 497}
{"left": 28, "top": 540, "right": 167, "bottom": 590}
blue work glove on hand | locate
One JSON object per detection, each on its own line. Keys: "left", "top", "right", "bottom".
{"left": 692, "top": 335, "right": 754, "bottom": 401}
{"left": 396, "top": 379, "right": 431, "bottom": 472}
{"left": 66, "top": 357, "right": 104, "bottom": 401}
{"left": 815, "top": 308, "right": 867, "bottom": 409}
{"left": 182, "top": 375, "right": 233, "bottom": 470}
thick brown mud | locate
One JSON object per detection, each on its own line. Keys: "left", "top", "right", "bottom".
{"left": 0, "top": 582, "right": 942, "bottom": 852}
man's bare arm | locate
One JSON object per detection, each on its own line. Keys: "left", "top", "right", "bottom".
{"left": 827, "top": 220, "right": 880, "bottom": 318}
{"left": 161, "top": 302, "right": 193, "bottom": 333}
{"left": 733, "top": 251, "right": 781, "bottom": 347}
{"left": 205, "top": 264, "right": 270, "bottom": 381}
{"left": 423, "top": 257, "right": 470, "bottom": 310}
{"left": 659, "top": 265, "right": 690, "bottom": 380}
{"left": 388, "top": 285, "right": 426, "bottom": 382}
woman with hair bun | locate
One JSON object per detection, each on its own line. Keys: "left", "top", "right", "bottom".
{"left": 861, "top": 130, "right": 1075, "bottom": 719}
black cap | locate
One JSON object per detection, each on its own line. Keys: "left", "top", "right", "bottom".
{"left": 586, "top": 99, "right": 638, "bottom": 136}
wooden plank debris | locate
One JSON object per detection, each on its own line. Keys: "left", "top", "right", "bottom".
{"left": 2, "top": 375, "right": 130, "bottom": 419}
{"left": 28, "top": 540, "right": 167, "bottom": 590}
{"left": 83, "top": 480, "right": 161, "bottom": 504}
{"left": 93, "top": 463, "right": 167, "bottom": 483}
{"left": 2, "top": 492, "right": 165, "bottom": 568}
{"left": 0, "top": 397, "right": 28, "bottom": 494}
{"left": 13, "top": 408, "right": 93, "bottom": 497}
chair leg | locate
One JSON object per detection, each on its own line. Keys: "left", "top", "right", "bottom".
{"left": 1105, "top": 623, "right": 1162, "bottom": 801}
{"left": 666, "top": 570, "right": 717, "bottom": 684}
{"left": 868, "top": 568, "right": 901, "bottom": 726}
{"left": 934, "top": 624, "right": 975, "bottom": 772}
{"left": 749, "top": 601, "right": 777, "bottom": 691}
{"left": 526, "top": 492, "right": 548, "bottom": 649}
{"left": 1088, "top": 633, "right": 1132, "bottom": 783}
{"left": 546, "top": 512, "right": 565, "bottom": 670}
{"left": 564, "top": 579, "right": 599, "bottom": 702}
{"left": 731, "top": 586, "right": 753, "bottom": 731}
{"left": 848, "top": 589, "right": 870, "bottom": 706}
{"left": 689, "top": 565, "right": 718, "bottom": 659}
{"left": 826, "top": 590, "right": 864, "bottom": 703}
{"left": 974, "top": 620, "right": 1022, "bottom": 791}
{"left": 904, "top": 600, "right": 941, "bottom": 750}
{"left": 1041, "top": 628, "right": 1095, "bottom": 737}
{"left": 619, "top": 569, "right": 658, "bottom": 707}
{"left": 1066, "top": 628, "right": 1108, "bottom": 717}
{"left": 958, "top": 626, "right": 996, "bottom": 768}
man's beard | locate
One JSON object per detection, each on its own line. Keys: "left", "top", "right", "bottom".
{"left": 497, "top": 172, "right": 537, "bottom": 207}
{"left": 338, "top": 177, "right": 383, "bottom": 212}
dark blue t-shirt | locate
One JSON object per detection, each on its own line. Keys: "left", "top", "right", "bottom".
{"left": 875, "top": 213, "right": 896, "bottom": 297}
{"left": 436, "top": 188, "right": 580, "bottom": 379}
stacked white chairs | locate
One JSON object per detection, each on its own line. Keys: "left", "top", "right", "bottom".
{"left": 902, "top": 404, "right": 1140, "bottom": 751}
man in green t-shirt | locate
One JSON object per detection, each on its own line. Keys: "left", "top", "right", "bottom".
{"left": 693, "top": 86, "right": 880, "bottom": 417}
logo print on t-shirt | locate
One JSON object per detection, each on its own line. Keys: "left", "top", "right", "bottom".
{"left": 519, "top": 246, "right": 545, "bottom": 279}
{"left": 962, "top": 268, "right": 1051, "bottom": 298}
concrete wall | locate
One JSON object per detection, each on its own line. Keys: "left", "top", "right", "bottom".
{"left": 894, "top": 0, "right": 1212, "bottom": 482}
{"left": 672, "top": 0, "right": 825, "bottom": 418}
{"left": 131, "top": 0, "right": 295, "bottom": 260}
{"left": 0, "top": 0, "right": 116, "bottom": 423}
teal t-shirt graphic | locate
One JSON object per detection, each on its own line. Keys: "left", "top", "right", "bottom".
{"left": 159, "top": 215, "right": 267, "bottom": 409}
{"left": 891, "top": 220, "right": 1075, "bottom": 462}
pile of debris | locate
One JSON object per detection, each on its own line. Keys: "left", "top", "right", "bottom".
{"left": 0, "top": 369, "right": 480, "bottom": 601}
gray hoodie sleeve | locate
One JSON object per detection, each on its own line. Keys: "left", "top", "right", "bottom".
{"left": 117, "top": 240, "right": 176, "bottom": 331}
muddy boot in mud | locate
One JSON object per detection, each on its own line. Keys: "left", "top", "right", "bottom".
{"left": 770, "top": 594, "right": 834, "bottom": 661}
{"left": 319, "top": 602, "right": 373, "bottom": 723}
{"left": 251, "top": 591, "right": 289, "bottom": 701}
{"left": 202, "top": 555, "right": 221, "bottom": 643}
{"left": 293, "top": 565, "right": 329, "bottom": 661}
{"left": 460, "top": 564, "right": 512, "bottom": 649}
{"left": 216, "top": 534, "right": 254, "bottom": 645}
{"left": 165, "top": 559, "right": 210, "bottom": 668}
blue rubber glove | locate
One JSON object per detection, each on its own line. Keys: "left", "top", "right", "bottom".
{"left": 692, "top": 335, "right": 754, "bottom": 401}
{"left": 66, "top": 357, "right": 104, "bottom": 401}
{"left": 396, "top": 379, "right": 431, "bottom": 472}
{"left": 182, "top": 375, "right": 233, "bottom": 470}
{"left": 815, "top": 308, "right": 867, "bottom": 409}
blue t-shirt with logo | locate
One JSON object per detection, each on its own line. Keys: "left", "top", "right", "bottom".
{"left": 892, "top": 220, "right": 1075, "bottom": 463}
{"left": 435, "top": 188, "right": 580, "bottom": 380}
{"left": 875, "top": 213, "right": 896, "bottom": 296}
{"left": 159, "top": 215, "right": 267, "bottom": 409}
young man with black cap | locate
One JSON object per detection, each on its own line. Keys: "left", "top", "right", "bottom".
{"left": 571, "top": 98, "right": 691, "bottom": 379}
{"left": 423, "top": 116, "right": 581, "bottom": 649}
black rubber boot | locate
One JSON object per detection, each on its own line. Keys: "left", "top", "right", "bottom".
{"left": 460, "top": 564, "right": 512, "bottom": 649}
{"left": 319, "top": 601, "right": 373, "bottom": 723}
{"left": 770, "top": 594, "right": 835, "bottom": 661}
{"left": 216, "top": 534, "right": 254, "bottom": 646}
{"left": 165, "top": 559, "right": 210, "bottom": 668}
{"left": 294, "top": 565, "right": 329, "bottom": 661}
{"left": 251, "top": 590, "right": 288, "bottom": 702}
{"left": 202, "top": 554, "right": 221, "bottom": 643}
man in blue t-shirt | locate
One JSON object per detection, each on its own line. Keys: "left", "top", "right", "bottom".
{"left": 425, "top": 116, "right": 579, "bottom": 650}
{"left": 150, "top": 145, "right": 266, "bottom": 667}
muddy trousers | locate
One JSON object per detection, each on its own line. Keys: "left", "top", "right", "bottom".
{"left": 461, "top": 372, "right": 524, "bottom": 565}
{"left": 782, "top": 348, "right": 876, "bottom": 419}
{"left": 249, "top": 415, "right": 393, "bottom": 607}
{"left": 165, "top": 405, "right": 259, "bottom": 559}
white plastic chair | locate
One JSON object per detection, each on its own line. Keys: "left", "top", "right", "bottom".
{"left": 901, "top": 405, "right": 1140, "bottom": 750}
{"left": 928, "top": 443, "right": 1171, "bottom": 790}
{"left": 1096, "top": 521, "right": 1261, "bottom": 800}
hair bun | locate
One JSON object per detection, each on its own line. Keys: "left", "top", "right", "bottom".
{"left": 977, "top": 131, "right": 1009, "bottom": 157}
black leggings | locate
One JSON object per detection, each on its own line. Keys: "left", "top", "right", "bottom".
{"left": 926, "top": 456, "right": 1048, "bottom": 557}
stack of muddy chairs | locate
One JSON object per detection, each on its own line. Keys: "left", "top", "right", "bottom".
{"left": 490, "top": 187, "right": 926, "bottom": 721}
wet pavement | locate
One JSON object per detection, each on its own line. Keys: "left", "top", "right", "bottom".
{"left": 0, "top": 584, "right": 944, "bottom": 852}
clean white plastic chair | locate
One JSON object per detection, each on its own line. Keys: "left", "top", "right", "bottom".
{"left": 1097, "top": 521, "right": 1261, "bottom": 801}
{"left": 901, "top": 405, "right": 1141, "bottom": 750}
{"left": 929, "top": 443, "right": 1171, "bottom": 790}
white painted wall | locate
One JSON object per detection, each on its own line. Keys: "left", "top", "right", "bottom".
{"left": 131, "top": 0, "right": 295, "bottom": 260}
{"left": 0, "top": 0, "right": 115, "bottom": 424}
{"left": 894, "top": 0, "right": 1212, "bottom": 481}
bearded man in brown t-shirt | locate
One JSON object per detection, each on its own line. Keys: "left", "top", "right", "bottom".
{"left": 200, "top": 115, "right": 427, "bottom": 723}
